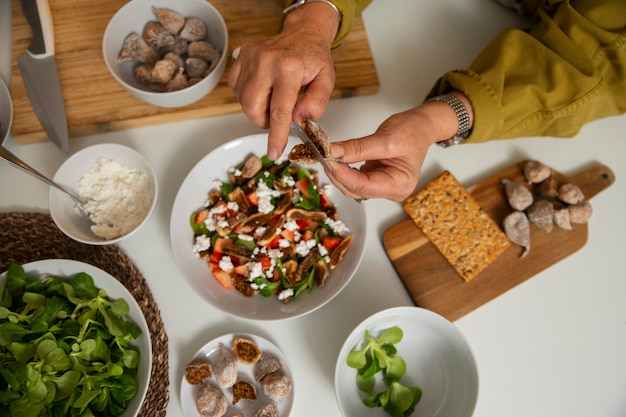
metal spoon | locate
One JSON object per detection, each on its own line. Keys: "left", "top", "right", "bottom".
{"left": 0, "top": 145, "right": 89, "bottom": 217}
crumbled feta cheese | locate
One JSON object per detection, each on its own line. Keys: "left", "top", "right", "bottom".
{"left": 227, "top": 201, "right": 239, "bottom": 212}
{"left": 284, "top": 220, "right": 298, "bottom": 231}
{"left": 318, "top": 244, "right": 328, "bottom": 256}
{"left": 238, "top": 233, "right": 254, "bottom": 241}
{"left": 256, "top": 181, "right": 281, "bottom": 214}
{"left": 278, "top": 288, "right": 294, "bottom": 300}
{"left": 192, "top": 234, "right": 211, "bottom": 257}
{"left": 203, "top": 216, "right": 217, "bottom": 232}
{"left": 325, "top": 218, "right": 350, "bottom": 236}
{"left": 278, "top": 239, "right": 291, "bottom": 248}
{"left": 255, "top": 226, "right": 267, "bottom": 236}
{"left": 249, "top": 262, "right": 264, "bottom": 280}
{"left": 219, "top": 256, "right": 234, "bottom": 272}
{"left": 217, "top": 219, "right": 229, "bottom": 229}
{"left": 295, "top": 240, "right": 316, "bottom": 257}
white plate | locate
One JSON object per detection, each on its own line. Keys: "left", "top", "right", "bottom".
{"left": 335, "top": 307, "right": 479, "bottom": 417}
{"left": 169, "top": 134, "right": 367, "bottom": 320}
{"left": 180, "top": 333, "right": 294, "bottom": 417}
{"left": 0, "top": 259, "right": 152, "bottom": 417}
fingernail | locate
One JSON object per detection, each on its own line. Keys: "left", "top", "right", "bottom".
{"left": 268, "top": 148, "right": 280, "bottom": 161}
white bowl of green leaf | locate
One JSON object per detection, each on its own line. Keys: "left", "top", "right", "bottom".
{"left": 0, "top": 260, "right": 152, "bottom": 417}
{"left": 335, "top": 306, "right": 478, "bottom": 417}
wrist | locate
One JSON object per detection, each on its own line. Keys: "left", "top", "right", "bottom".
{"left": 424, "top": 92, "right": 474, "bottom": 147}
{"left": 283, "top": 1, "right": 340, "bottom": 47}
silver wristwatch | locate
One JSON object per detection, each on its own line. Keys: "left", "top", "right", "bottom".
{"left": 283, "top": 0, "right": 342, "bottom": 24}
{"left": 426, "top": 95, "right": 471, "bottom": 148}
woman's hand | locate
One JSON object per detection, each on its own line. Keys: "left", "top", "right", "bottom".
{"left": 228, "top": 3, "right": 339, "bottom": 160}
{"left": 327, "top": 93, "right": 473, "bottom": 201}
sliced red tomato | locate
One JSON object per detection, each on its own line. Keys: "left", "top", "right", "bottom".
{"left": 258, "top": 257, "right": 272, "bottom": 270}
{"left": 280, "top": 229, "right": 295, "bottom": 242}
{"left": 247, "top": 192, "right": 259, "bottom": 206}
{"left": 302, "top": 229, "right": 315, "bottom": 242}
{"left": 267, "top": 235, "right": 281, "bottom": 249}
{"left": 213, "top": 237, "right": 230, "bottom": 253}
{"left": 209, "top": 261, "right": 232, "bottom": 290}
{"left": 193, "top": 209, "right": 209, "bottom": 224}
{"left": 296, "top": 219, "right": 313, "bottom": 230}
{"left": 295, "top": 177, "right": 312, "bottom": 199}
{"left": 320, "top": 193, "right": 332, "bottom": 208}
{"left": 323, "top": 236, "right": 343, "bottom": 251}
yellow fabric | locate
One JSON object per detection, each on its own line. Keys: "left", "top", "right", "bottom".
{"left": 428, "top": 0, "right": 626, "bottom": 142}
{"left": 281, "top": 0, "right": 372, "bottom": 48}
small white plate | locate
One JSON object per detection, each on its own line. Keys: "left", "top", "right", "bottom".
{"left": 180, "top": 333, "right": 294, "bottom": 417}
{"left": 0, "top": 259, "right": 152, "bottom": 417}
{"left": 335, "top": 306, "right": 478, "bottom": 417}
{"left": 169, "top": 134, "right": 367, "bottom": 320}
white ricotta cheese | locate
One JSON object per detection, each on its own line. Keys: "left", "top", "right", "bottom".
{"left": 78, "top": 157, "right": 152, "bottom": 240}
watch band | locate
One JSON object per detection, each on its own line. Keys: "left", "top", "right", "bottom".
{"left": 426, "top": 95, "right": 471, "bottom": 148}
{"left": 283, "top": 0, "right": 342, "bottom": 25}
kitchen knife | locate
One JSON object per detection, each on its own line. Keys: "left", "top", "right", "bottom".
{"left": 290, "top": 121, "right": 334, "bottom": 174}
{"left": 17, "top": 0, "right": 69, "bottom": 153}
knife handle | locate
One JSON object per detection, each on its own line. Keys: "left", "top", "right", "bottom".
{"left": 21, "top": 0, "right": 55, "bottom": 58}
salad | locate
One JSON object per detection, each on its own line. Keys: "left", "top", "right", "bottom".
{"left": 190, "top": 153, "right": 352, "bottom": 302}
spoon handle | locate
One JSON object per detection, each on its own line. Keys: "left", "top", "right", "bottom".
{"left": 0, "top": 146, "right": 80, "bottom": 204}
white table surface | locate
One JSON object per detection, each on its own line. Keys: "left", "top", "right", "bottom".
{"left": 2, "top": 1, "right": 625, "bottom": 417}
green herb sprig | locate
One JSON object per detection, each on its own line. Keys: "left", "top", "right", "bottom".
{"left": 346, "top": 326, "right": 422, "bottom": 417}
{"left": 0, "top": 263, "right": 142, "bottom": 417}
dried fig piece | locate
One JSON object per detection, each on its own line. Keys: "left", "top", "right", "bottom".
{"left": 568, "top": 201, "right": 593, "bottom": 224}
{"left": 163, "top": 51, "right": 184, "bottom": 68}
{"left": 524, "top": 160, "right": 552, "bottom": 184}
{"left": 151, "top": 6, "right": 185, "bottom": 34}
{"left": 180, "top": 17, "right": 207, "bottom": 41}
{"left": 558, "top": 183, "right": 585, "bottom": 205}
{"left": 185, "top": 358, "right": 212, "bottom": 385}
{"left": 185, "top": 57, "right": 209, "bottom": 79}
{"left": 232, "top": 337, "right": 262, "bottom": 365}
{"left": 253, "top": 403, "right": 279, "bottom": 417}
{"left": 526, "top": 199, "right": 554, "bottom": 233}
{"left": 537, "top": 174, "right": 559, "bottom": 199}
{"left": 213, "top": 343, "right": 238, "bottom": 388}
{"left": 262, "top": 371, "right": 292, "bottom": 403}
{"left": 143, "top": 21, "right": 175, "bottom": 49}
{"left": 254, "top": 355, "right": 283, "bottom": 382}
{"left": 196, "top": 384, "right": 227, "bottom": 417}
{"left": 118, "top": 32, "right": 159, "bottom": 64}
{"left": 502, "top": 179, "right": 533, "bottom": 211}
{"left": 231, "top": 379, "right": 257, "bottom": 404}
{"left": 503, "top": 211, "right": 530, "bottom": 257}
{"left": 553, "top": 207, "right": 572, "bottom": 230}
{"left": 150, "top": 59, "right": 178, "bottom": 84}
{"left": 188, "top": 40, "right": 219, "bottom": 62}
{"left": 165, "top": 66, "right": 189, "bottom": 92}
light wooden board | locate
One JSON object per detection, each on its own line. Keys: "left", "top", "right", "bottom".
{"left": 383, "top": 161, "right": 615, "bottom": 322}
{"left": 10, "top": 0, "right": 379, "bottom": 145}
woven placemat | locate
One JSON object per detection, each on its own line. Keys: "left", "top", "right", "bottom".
{"left": 0, "top": 212, "right": 169, "bottom": 417}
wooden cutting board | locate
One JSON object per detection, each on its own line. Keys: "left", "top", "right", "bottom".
{"left": 383, "top": 161, "right": 615, "bottom": 322}
{"left": 9, "top": 0, "right": 379, "bottom": 146}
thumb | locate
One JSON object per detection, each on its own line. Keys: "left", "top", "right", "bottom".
{"left": 329, "top": 134, "right": 395, "bottom": 165}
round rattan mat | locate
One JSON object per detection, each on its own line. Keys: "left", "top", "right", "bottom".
{"left": 0, "top": 212, "right": 169, "bottom": 417}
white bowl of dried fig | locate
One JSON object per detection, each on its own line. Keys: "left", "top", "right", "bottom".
{"left": 103, "top": 0, "right": 228, "bottom": 107}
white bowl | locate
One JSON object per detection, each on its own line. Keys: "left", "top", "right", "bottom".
{"left": 0, "top": 77, "right": 12, "bottom": 145}
{"left": 50, "top": 143, "right": 158, "bottom": 245}
{"left": 335, "top": 307, "right": 479, "bottom": 417}
{"left": 102, "top": 0, "right": 228, "bottom": 107}
{"left": 169, "top": 134, "right": 367, "bottom": 320}
{"left": 0, "top": 259, "right": 152, "bottom": 417}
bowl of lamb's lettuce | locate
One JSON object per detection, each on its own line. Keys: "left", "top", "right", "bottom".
{"left": 0, "top": 260, "right": 152, "bottom": 417}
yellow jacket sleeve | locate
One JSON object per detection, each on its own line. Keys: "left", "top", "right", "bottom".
{"left": 428, "top": 0, "right": 626, "bottom": 142}
{"left": 281, "top": 0, "right": 372, "bottom": 48}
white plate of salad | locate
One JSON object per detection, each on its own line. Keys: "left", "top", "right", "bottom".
{"left": 169, "top": 134, "right": 366, "bottom": 321}
{"left": 335, "top": 306, "right": 478, "bottom": 417}
{"left": 0, "top": 259, "right": 152, "bottom": 417}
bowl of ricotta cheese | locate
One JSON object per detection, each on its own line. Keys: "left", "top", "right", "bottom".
{"left": 50, "top": 143, "right": 158, "bottom": 245}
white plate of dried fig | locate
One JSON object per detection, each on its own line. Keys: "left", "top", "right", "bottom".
{"left": 180, "top": 333, "right": 294, "bottom": 417}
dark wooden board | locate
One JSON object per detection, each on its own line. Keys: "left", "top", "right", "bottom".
{"left": 383, "top": 161, "right": 615, "bottom": 321}
{"left": 10, "top": 0, "right": 379, "bottom": 145}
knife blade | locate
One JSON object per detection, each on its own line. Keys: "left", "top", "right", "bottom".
{"left": 290, "top": 121, "right": 334, "bottom": 174}
{"left": 17, "top": 0, "right": 69, "bottom": 153}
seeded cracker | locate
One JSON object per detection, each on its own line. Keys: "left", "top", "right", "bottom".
{"left": 403, "top": 171, "right": 511, "bottom": 281}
